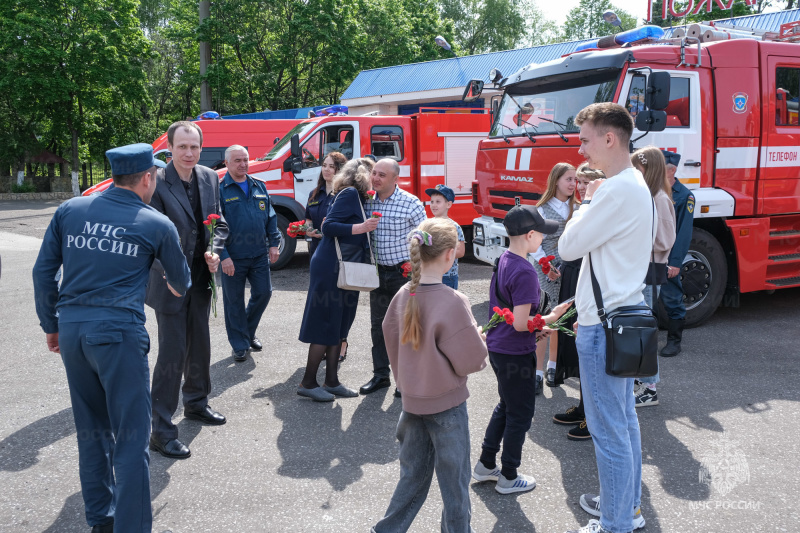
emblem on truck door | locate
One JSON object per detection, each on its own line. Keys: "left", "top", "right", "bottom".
{"left": 733, "top": 92, "right": 748, "bottom": 114}
{"left": 500, "top": 175, "right": 533, "bottom": 182}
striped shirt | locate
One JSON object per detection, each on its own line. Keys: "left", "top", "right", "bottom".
{"left": 366, "top": 186, "right": 426, "bottom": 266}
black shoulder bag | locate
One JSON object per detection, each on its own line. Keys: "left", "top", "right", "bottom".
{"left": 588, "top": 200, "right": 658, "bottom": 378}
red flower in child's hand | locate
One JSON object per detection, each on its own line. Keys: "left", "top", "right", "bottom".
{"left": 493, "top": 306, "right": 502, "bottom": 315}
{"left": 207, "top": 213, "right": 221, "bottom": 220}
{"left": 203, "top": 220, "right": 211, "bottom": 226}
{"left": 401, "top": 262, "right": 412, "bottom": 278}
{"left": 538, "top": 255, "right": 555, "bottom": 275}
{"left": 502, "top": 308, "right": 514, "bottom": 325}
{"left": 372, "top": 211, "right": 382, "bottom": 218}
{"left": 528, "top": 314, "right": 546, "bottom": 332}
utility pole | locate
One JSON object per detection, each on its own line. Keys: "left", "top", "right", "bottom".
{"left": 199, "top": 0, "right": 212, "bottom": 112}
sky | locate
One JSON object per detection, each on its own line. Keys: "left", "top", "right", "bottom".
{"left": 538, "top": 0, "right": 652, "bottom": 26}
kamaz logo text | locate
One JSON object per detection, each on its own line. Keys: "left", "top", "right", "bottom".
{"left": 500, "top": 175, "right": 533, "bottom": 182}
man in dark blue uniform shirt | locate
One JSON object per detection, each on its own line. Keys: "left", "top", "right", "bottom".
{"left": 219, "top": 145, "right": 281, "bottom": 361}
{"left": 659, "top": 150, "right": 695, "bottom": 356}
{"left": 32, "top": 144, "right": 191, "bottom": 533}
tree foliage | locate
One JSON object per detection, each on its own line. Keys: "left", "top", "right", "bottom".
{"left": 562, "top": 0, "right": 638, "bottom": 40}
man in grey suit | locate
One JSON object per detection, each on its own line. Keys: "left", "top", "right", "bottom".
{"left": 146, "top": 121, "right": 229, "bottom": 459}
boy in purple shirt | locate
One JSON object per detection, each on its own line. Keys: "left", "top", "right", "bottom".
{"left": 473, "top": 205, "right": 572, "bottom": 494}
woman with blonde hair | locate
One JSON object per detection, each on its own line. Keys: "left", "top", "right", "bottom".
{"left": 373, "top": 218, "right": 487, "bottom": 532}
{"left": 631, "top": 146, "right": 676, "bottom": 408}
{"left": 297, "top": 158, "right": 377, "bottom": 401}
{"left": 552, "top": 162, "right": 605, "bottom": 440}
{"left": 533, "top": 162, "right": 578, "bottom": 393}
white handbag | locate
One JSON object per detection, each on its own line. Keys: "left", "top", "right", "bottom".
{"left": 334, "top": 190, "right": 379, "bottom": 292}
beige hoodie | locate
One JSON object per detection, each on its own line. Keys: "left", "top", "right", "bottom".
{"left": 382, "top": 283, "right": 488, "bottom": 415}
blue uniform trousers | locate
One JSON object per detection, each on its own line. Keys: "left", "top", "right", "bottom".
{"left": 59, "top": 320, "right": 152, "bottom": 532}
{"left": 659, "top": 272, "right": 686, "bottom": 320}
{"left": 221, "top": 253, "right": 272, "bottom": 352}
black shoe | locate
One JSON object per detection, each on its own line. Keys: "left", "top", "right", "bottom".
{"left": 553, "top": 405, "right": 585, "bottom": 425}
{"left": 660, "top": 318, "right": 684, "bottom": 357}
{"left": 535, "top": 375, "right": 543, "bottom": 396}
{"left": 545, "top": 367, "right": 557, "bottom": 387}
{"left": 233, "top": 349, "right": 248, "bottom": 362}
{"left": 359, "top": 376, "right": 391, "bottom": 395}
{"left": 184, "top": 405, "right": 227, "bottom": 425}
{"left": 149, "top": 436, "right": 191, "bottom": 459}
{"left": 567, "top": 420, "right": 592, "bottom": 441}
{"left": 91, "top": 520, "right": 114, "bottom": 533}
{"left": 394, "top": 388, "right": 401, "bottom": 398}
{"left": 250, "top": 338, "right": 263, "bottom": 351}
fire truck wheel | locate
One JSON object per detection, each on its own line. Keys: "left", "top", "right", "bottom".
{"left": 657, "top": 227, "right": 727, "bottom": 329}
{"left": 272, "top": 213, "right": 296, "bottom": 271}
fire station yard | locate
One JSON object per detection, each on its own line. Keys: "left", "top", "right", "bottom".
{"left": 0, "top": 200, "right": 798, "bottom": 533}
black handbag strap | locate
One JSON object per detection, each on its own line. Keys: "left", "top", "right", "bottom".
{"left": 589, "top": 197, "right": 656, "bottom": 325}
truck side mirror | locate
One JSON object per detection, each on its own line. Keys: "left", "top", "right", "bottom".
{"left": 462, "top": 79, "right": 484, "bottom": 103}
{"left": 635, "top": 110, "right": 667, "bottom": 133}
{"left": 646, "top": 72, "right": 670, "bottom": 111}
{"left": 290, "top": 134, "right": 301, "bottom": 158}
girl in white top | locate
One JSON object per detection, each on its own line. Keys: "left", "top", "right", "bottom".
{"left": 533, "top": 163, "right": 579, "bottom": 390}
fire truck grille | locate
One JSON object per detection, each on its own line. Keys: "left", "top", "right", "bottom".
{"left": 489, "top": 189, "right": 541, "bottom": 212}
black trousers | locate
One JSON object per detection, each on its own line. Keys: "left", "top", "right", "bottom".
{"left": 151, "top": 256, "right": 213, "bottom": 441}
{"left": 369, "top": 266, "right": 407, "bottom": 378}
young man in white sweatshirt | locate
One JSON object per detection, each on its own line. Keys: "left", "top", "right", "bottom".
{"left": 559, "top": 103, "right": 656, "bottom": 533}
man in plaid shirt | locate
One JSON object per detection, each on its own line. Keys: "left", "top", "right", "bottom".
{"left": 360, "top": 159, "right": 426, "bottom": 396}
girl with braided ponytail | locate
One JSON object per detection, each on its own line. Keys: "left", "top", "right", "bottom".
{"left": 373, "top": 218, "right": 488, "bottom": 533}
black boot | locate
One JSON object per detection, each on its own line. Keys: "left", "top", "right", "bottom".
{"left": 660, "top": 318, "right": 685, "bottom": 357}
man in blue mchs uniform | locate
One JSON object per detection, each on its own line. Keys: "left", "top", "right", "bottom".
{"left": 219, "top": 145, "right": 281, "bottom": 361}
{"left": 659, "top": 149, "right": 695, "bottom": 357}
{"left": 32, "top": 144, "right": 191, "bottom": 533}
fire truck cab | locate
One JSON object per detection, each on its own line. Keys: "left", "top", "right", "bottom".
{"left": 468, "top": 32, "right": 800, "bottom": 327}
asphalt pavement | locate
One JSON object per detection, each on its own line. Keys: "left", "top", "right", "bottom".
{"left": 0, "top": 200, "right": 797, "bottom": 533}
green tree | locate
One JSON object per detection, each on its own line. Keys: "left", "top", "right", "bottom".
{"left": 562, "top": 0, "right": 637, "bottom": 40}
{"left": 0, "top": 0, "right": 151, "bottom": 193}
{"left": 438, "top": 0, "right": 529, "bottom": 54}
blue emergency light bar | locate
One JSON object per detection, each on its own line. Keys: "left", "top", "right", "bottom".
{"left": 575, "top": 25, "right": 665, "bottom": 52}
{"left": 314, "top": 105, "right": 349, "bottom": 117}
{"left": 196, "top": 111, "right": 221, "bottom": 120}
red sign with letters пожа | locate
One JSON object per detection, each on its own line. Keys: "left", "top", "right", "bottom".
{"left": 649, "top": 0, "right": 756, "bottom": 21}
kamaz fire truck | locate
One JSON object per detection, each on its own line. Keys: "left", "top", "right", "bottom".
{"left": 465, "top": 23, "right": 800, "bottom": 327}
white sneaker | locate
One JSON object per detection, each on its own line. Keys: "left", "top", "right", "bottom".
{"left": 579, "top": 493, "right": 646, "bottom": 530}
{"left": 566, "top": 520, "right": 610, "bottom": 533}
{"left": 472, "top": 461, "right": 500, "bottom": 482}
{"left": 495, "top": 473, "right": 536, "bottom": 494}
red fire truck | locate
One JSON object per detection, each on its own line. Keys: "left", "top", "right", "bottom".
{"left": 243, "top": 110, "right": 490, "bottom": 268}
{"left": 466, "top": 28, "right": 800, "bottom": 327}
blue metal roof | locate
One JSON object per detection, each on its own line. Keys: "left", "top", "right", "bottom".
{"left": 342, "top": 8, "right": 800, "bottom": 101}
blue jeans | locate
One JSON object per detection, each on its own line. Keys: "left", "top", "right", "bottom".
{"left": 641, "top": 286, "right": 660, "bottom": 385}
{"left": 577, "top": 323, "right": 642, "bottom": 533}
{"left": 221, "top": 253, "right": 272, "bottom": 352}
{"left": 442, "top": 274, "right": 458, "bottom": 290}
{"left": 59, "top": 321, "right": 152, "bottom": 531}
{"left": 373, "top": 402, "right": 474, "bottom": 533}
{"left": 479, "top": 351, "right": 536, "bottom": 479}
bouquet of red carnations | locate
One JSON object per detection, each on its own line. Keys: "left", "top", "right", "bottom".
{"left": 539, "top": 255, "right": 556, "bottom": 275}
{"left": 203, "top": 213, "right": 222, "bottom": 317}
{"left": 287, "top": 221, "right": 309, "bottom": 238}
{"left": 527, "top": 307, "right": 577, "bottom": 336}
{"left": 482, "top": 306, "right": 514, "bottom": 333}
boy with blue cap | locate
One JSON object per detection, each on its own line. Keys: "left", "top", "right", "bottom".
{"left": 425, "top": 184, "right": 465, "bottom": 289}
{"left": 33, "top": 143, "right": 191, "bottom": 533}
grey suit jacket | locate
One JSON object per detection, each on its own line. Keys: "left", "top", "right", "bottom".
{"left": 145, "top": 162, "right": 228, "bottom": 314}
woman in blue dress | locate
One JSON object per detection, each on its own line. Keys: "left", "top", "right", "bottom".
{"left": 305, "top": 151, "right": 347, "bottom": 258}
{"left": 297, "top": 157, "right": 377, "bottom": 402}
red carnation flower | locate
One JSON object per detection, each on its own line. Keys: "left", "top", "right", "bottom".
{"left": 207, "top": 213, "right": 221, "bottom": 220}
{"left": 502, "top": 308, "right": 514, "bottom": 325}
{"left": 372, "top": 211, "right": 382, "bottom": 218}
{"left": 203, "top": 220, "right": 211, "bottom": 226}
{"left": 401, "top": 262, "right": 412, "bottom": 278}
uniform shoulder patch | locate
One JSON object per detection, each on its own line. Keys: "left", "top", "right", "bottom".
{"left": 687, "top": 196, "right": 695, "bottom": 213}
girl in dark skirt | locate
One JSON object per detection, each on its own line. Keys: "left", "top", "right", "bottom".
{"left": 552, "top": 163, "right": 604, "bottom": 440}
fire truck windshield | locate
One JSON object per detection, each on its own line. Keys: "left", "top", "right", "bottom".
{"left": 261, "top": 122, "right": 316, "bottom": 161}
{"left": 490, "top": 70, "right": 619, "bottom": 139}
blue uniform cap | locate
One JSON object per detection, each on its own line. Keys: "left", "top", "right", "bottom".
{"left": 425, "top": 184, "right": 455, "bottom": 203}
{"left": 661, "top": 150, "right": 681, "bottom": 167}
{"left": 106, "top": 143, "right": 162, "bottom": 175}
